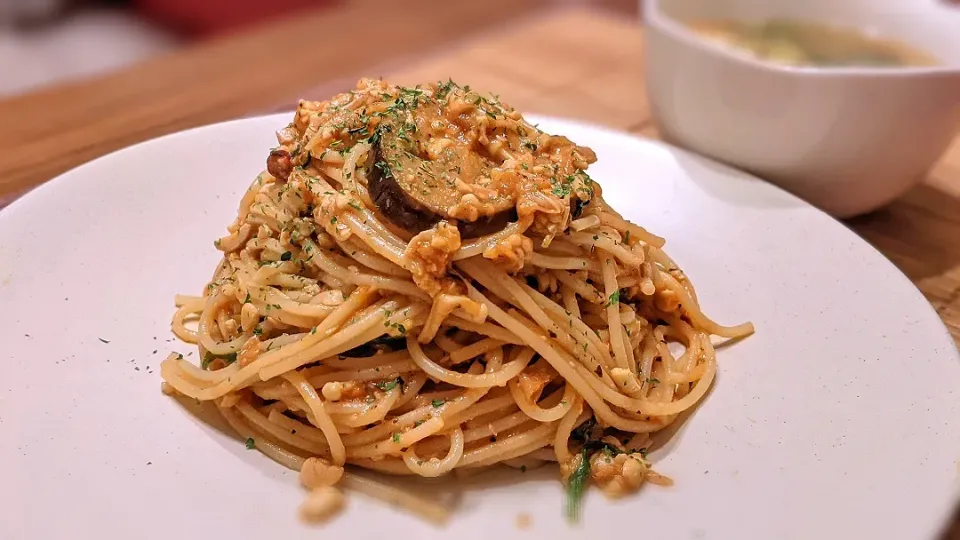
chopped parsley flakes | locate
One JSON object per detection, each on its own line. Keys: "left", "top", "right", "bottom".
{"left": 566, "top": 448, "right": 590, "bottom": 522}
{"left": 375, "top": 377, "right": 403, "bottom": 392}
{"left": 201, "top": 351, "right": 238, "bottom": 369}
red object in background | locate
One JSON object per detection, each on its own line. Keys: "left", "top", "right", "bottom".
{"left": 134, "top": 0, "right": 329, "bottom": 36}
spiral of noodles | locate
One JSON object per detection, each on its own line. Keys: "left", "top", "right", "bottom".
{"left": 160, "top": 78, "right": 753, "bottom": 524}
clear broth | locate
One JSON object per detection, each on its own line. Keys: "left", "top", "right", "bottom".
{"left": 687, "top": 19, "right": 938, "bottom": 67}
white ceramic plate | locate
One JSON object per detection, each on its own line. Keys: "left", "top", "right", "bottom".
{"left": 1, "top": 114, "right": 958, "bottom": 540}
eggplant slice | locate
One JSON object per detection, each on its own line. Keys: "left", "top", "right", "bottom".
{"left": 367, "top": 113, "right": 517, "bottom": 238}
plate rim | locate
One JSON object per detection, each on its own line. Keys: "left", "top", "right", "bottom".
{"left": 3, "top": 112, "right": 956, "bottom": 351}
{"left": 1, "top": 112, "right": 958, "bottom": 539}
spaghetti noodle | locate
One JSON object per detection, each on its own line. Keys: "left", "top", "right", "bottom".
{"left": 160, "top": 78, "right": 753, "bottom": 523}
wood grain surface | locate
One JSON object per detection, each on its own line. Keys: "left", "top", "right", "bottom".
{"left": 0, "top": 3, "right": 957, "bottom": 537}
{"left": 1, "top": 4, "right": 957, "bottom": 346}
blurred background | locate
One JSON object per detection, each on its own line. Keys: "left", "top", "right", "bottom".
{"left": 0, "top": 0, "right": 958, "bottom": 537}
{"left": 0, "top": 0, "right": 630, "bottom": 98}
{"left": 0, "top": 0, "right": 321, "bottom": 97}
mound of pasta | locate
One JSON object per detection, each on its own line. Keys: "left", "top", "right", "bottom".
{"left": 160, "top": 78, "right": 753, "bottom": 523}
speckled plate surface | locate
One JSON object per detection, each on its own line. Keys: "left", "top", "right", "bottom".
{"left": 1, "top": 114, "right": 958, "bottom": 540}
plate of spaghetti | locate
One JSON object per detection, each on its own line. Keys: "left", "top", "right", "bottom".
{"left": 1, "top": 79, "right": 958, "bottom": 540}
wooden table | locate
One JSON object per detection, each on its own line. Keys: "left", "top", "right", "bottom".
{"left": 0, "top": 3, "right": 958, "bottom": 535}
{"left": 2, "top": 3, "right": 957, "bottom": 345}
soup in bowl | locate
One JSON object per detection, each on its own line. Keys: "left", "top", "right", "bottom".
{"left": 642, "top": 0, "right": 960, "bottom": 217}
{"left": 687, "top": 19, "right": 938, "bottom": 68}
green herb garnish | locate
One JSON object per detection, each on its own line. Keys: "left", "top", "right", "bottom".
{"left": 245, "top": 437, "right": 256, "bottom": 450}
{"left": 566, "top": 447, "right": 591, "bottom": 522}
{"left": 606, "top": 290, "right": 620, "bottom": 307}
{"left": 431, "top": 399, "right": 446, "bottom": 408}
{"left": 280, "top": 251, "right": 292, "bottom": 261}
{"left": 201, "top": 351, "right": 238, "bottom": 369}
{"left": 550, "top": 176, "right": 573, "bottom": 198}
{"left": 376, "top": 377, "right": 402, "bottom": 392}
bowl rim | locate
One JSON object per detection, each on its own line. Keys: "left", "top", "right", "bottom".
{"left": 643, "top": 0, "right": 960, "bottom": 77}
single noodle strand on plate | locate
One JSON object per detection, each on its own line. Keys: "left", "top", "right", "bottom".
{"left": 159, "top": 78, "right": 754, "bottom": 524}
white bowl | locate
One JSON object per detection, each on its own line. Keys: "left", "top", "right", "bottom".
{"left": 642, "top": 0, "right": 960, "bottom": 217}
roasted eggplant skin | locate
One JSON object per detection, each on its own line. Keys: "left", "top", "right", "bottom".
{"left": 368, "top": 146, "right": 441, "bottom": 233}
{"left": 367, "top": 126, "right": 517, "bottom": 238}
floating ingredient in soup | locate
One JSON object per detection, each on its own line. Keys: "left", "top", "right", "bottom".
{"left": 687, "top": 19, "right": 938, "bottom": 67}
